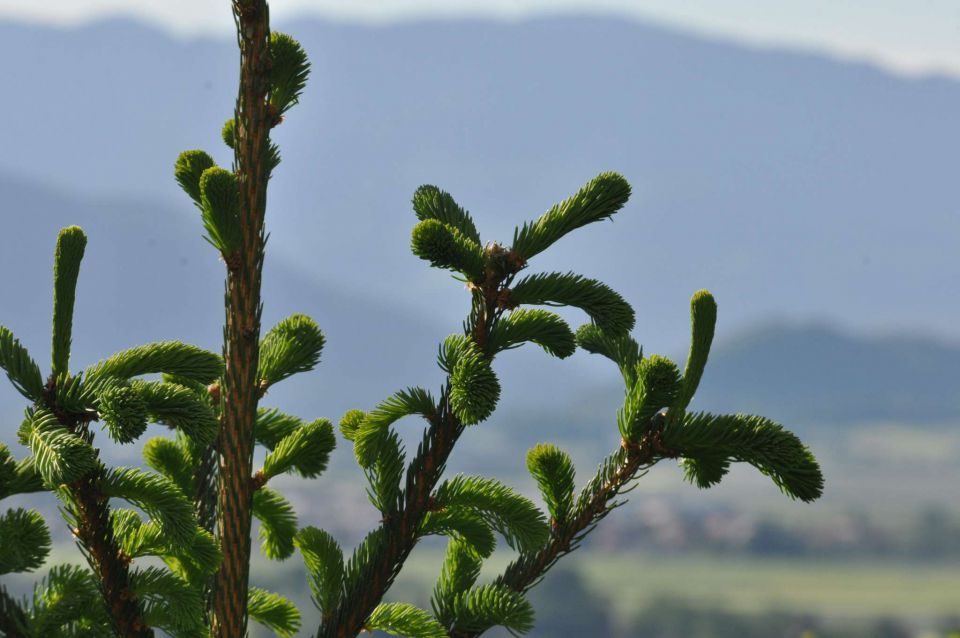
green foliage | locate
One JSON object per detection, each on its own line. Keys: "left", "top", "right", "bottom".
{"left": 0, "top": 456, "right": 45, "bottom": 498}
{"left": 0, "top": 17, "right": 827, "bottom": 637}
{"left": 0, "top": 508, "right": 51, "bottom": 574}
{"left": 661, "top": 412, "right": 824, "bottom": 502}
{"left": 342, "top": 527, "right": 386, "bottom": 607}
{"left": 262, "top": 418, "right": 335, "bottom": 480}
{"left": 489, "top": 309, "right": 576, "bottom": 359}
{"left": 618, "top": 355, "right": 682, "bottom": 442}
{"left": 449, "top": 340, "right": 500, "bottom": 425}
{"left": 221, "top": 118, "right": 236, "bottom": 149}
{"left": 680, "top": 456, "right": 730, "bottom": 490}
{"left": 259, "top": 314, "right": 325, "bottom": 388}
{"left": 269, "top": 32, "right": 311, "bottom": 116}
{"left": 29, "top": 564, "right": 110, "bottom": 636}
{"left": 432, "top": 539, "right": 484, "bottom": 626}
{"left": 511, "top": 171, "right": 631, "bottom": 259}
{"left": 131, "top": 566, "right": 204, "bottom": 636}
{"left": 97, "top": 384, "right": 148, "bottom": 443}
{"left": 100, "top": 467, "right": 197, "bottom": 545}
{"left": 111, "top": 508, "right": 221, "bottom": 579}
{"left": 411, "top": 218, "right": 486, "bottom": 282}
{"left": 253, "top": 487, "right": 298, "bottom": 560}
{"left": 337, "top": 409, "right": 366, "bottom": 442}
{"left": 256, "top": 408, "right": 303, "bottom": 449}
{"left": 19, "top": 408, "right": 96, "bottom": 486}
{"left": 434, "top": 475, "right": 549, "bottom": 552}
{"left": 295, "top": 526, "right": 344, "bottom": 614}
{"left": 444, "top": 585, "right": 535, "bottom": 635}
{"left": 248, "top": 587, "right": 302, "bottom": 638}
{"left": 575, "top": 323, "right": 642, "bottom": 386}
{"left": 364, "top": 429, "right": 405, "bottom": 514}
{"left": 142, "top": 437, "right": 193, "bottom": 495}
{"left": 199, "top": 166, "right": 242, "bottom": 255}
{"left": 365, "top": 602, "right": 447, "bottom": 638}
{"left": 509, "top": 272, "right": 634, "bottom": 336}
{"left": 526, "top": 443, "right": 576, "bottom": 524}
{"left": 412, "top": 185, "right": 481, "bottom": 244}
{"left": 133, "top": 380, "right": 219, "bottom": 447}
{"left": 51, "top": 226, "right": 86, "bottom": 377}
{"left": 174, "top": 149, "right": 216, "bottom": 205}
{"left": 0, "top": 584, "right": 30, "bottom": 637}
{"left": 421, "top": 508, "right": 497, "bottom": 559}
{"left": 0, "top": 325, "right": 45, "bottom": 400}
{"left": 675, "top": 290, "right": 717, "bottom": 412}
{"left": 353, "top": 387, "right": 436, "bottom": 467}
{"left": 84, "top": 341, "right": 222, "bottom": 386}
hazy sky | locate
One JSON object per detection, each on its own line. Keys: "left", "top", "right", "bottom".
{"left": 0, "top": 0, "right": 958, "bottom": 77}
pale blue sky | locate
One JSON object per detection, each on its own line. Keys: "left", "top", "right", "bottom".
{"left": 0, "top": 0, "right": 958, "bottom": 77}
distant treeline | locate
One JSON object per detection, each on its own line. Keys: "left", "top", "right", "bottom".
{"left": 592, "top": 505, "right": 960, "bottom": 560}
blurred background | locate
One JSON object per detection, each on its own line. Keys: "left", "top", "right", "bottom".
{"left": 1, "top": 1, "right": 958, "bottom": 636}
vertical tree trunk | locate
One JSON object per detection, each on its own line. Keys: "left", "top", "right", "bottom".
{"left": 211, "top": 2, "right": 272, "bottom": 636}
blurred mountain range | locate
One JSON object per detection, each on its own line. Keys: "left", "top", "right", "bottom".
{"left": 0, "top": 15, "right": 957, "bottom": 449}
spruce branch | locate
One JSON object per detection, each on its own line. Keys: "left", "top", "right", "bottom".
{"left": 100, "top": 467, "right": 198, "bottom": 546}
{"left": 142, "top": 437, "right": 194, "bottom": 496}
{"left": 131, "top": 567, "right": 207, "bottom": 637}
{"left": 353, "top": 387, "right": 436, "bottom": 468}
{"left": 413, "top": 185, "right": 481, "bottom": 244}
{"left": 199, "top": 167, "right": 243, "bottom": 256}
{"left": 29, "top": 564, "right": 110, "bottom": 636}
{"left": 255, "top": 408, "right": 303, "bottom": 449}
{"left": 675, "top": 289, "right": 717, "bottom": 412}
{"left": 421, "top": 508, "right": 497, "bottom": 559}
{"left": 252, "top": 487, "right": 298, "bottom": 560}
{"left": 260, "top": 418, "right": 335, "bottom": 481}
{"left": 98, "top": 384, "right": 149, "bottom": 444}
{"left": 445, "top": 585, "right": 535, "bottom": 637}
{"left": 51, "top": 226, "right": 86, "bottom": 378}
{"left": 434, "top": 475, "right": 549, "bottom": 553}
{"left": 363, "top": 429, "right": 406, "bottom": 514}
{"left": 507, "top": 272, "right": 634, "bottom": 336}
{"left": 488, "top": 309, "right": 576, "bottom": 359}
{"left": 411, "top": 219, "right": 486, "bottom": 282}
{"left": 295, "top": 527, "right": 345, "bottom": 619}
{"left": 364, "top": 602, "right": 447, "bottom": 638}
{"left": 0, "top": 325, "right": 45, "bottom": 401}
{"left": 0, "top": 584, "right": 30, "bottom": 638}
{"left": 511, "top": 172, "right": 631, "bottom": 259}
{"left": 84, "top": 342, "right": 223, "bottom": 387}
{"left": 661, "top": 412, "right": 824, "bottom": 502}
{"left": 0, "top": 507, "right": 52, "bottom": 574}
{"left": 526, "top": 444, "right": 576, "bottom": 525}
{"left": 247, "top": 588, "right": 302, "bottom": 638}
{"left": 617, "top": 355, "right": 681, "bottom": 442}
{"left": 269, "top": 32, "right": 310, "bottom": 118}
{"left": 574, "top": 323, "right": 641, "bottom": 387}
{"left": 19, "top": 408, "right": 96, "bottom": 486}
{"left": 174, "top": 150, "right": 216, "bottom": 206}
{"left": 133, "top": 380, "right": 220, "bottom": 447}
{"left": 258, "top": 314, "right": 325, "bottom": 389}
{"left": 431, "top": 539, "right": 483, "bottom": 627}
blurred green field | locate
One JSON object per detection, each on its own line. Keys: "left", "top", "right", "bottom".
{"left": 373, "top": 549, "right": 960, "bottom": 625}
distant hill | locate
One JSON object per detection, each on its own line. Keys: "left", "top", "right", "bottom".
{"left": 0, "top": 16, "right": 956, "bottom": 347}
{"left": 691, "top": 323, "right": 960, "bottom": 425}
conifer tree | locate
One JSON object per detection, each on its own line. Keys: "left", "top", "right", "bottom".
{"left": 0, "top": 1, "right": 824, "bottom": 637}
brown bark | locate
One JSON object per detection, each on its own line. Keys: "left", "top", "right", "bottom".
{"left": 70, "top": 464, "right": 153, "bottom": 638}
{"left": 210, "top": 2, "right": 273, "bottom": 637}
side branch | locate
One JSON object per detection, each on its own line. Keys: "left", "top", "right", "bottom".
{"left": 455, "top": 434, "right": 666, "bottom": 638}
